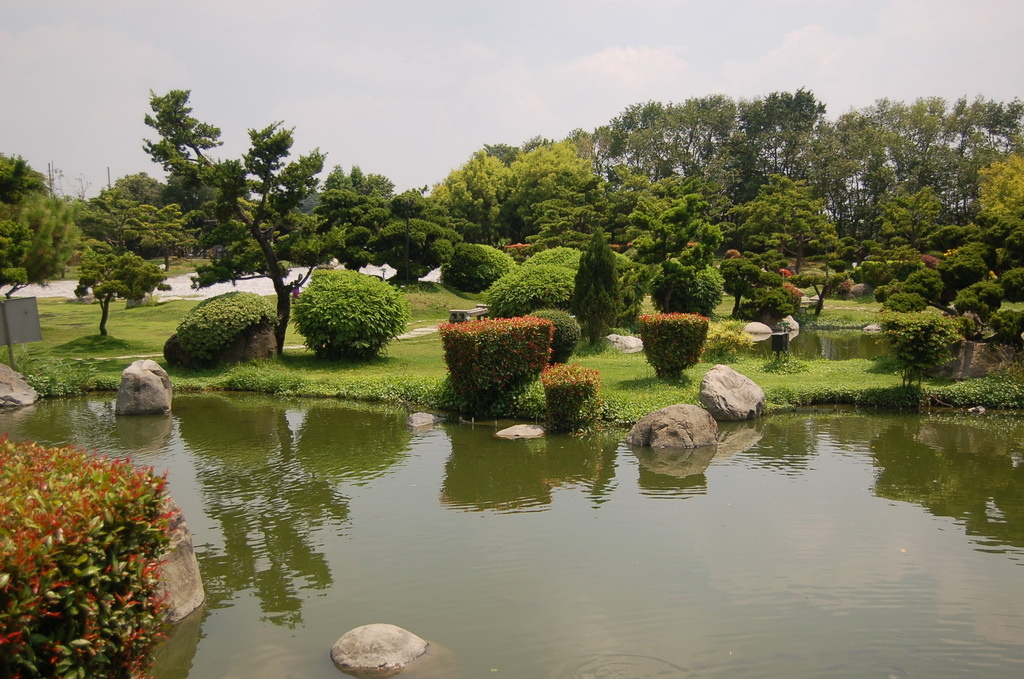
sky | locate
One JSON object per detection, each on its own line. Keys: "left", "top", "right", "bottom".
{"left": 3, "top": 0, "right": 1023, "bottom": 198}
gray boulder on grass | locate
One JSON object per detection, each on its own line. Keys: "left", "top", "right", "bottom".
{"left": 699, "top": 364, "right": 765, "bottom": 421}
{"left": 115, "top": 359, "right": 172, "bottom": 415}
{"left": 605, "top": 333, "right": 643, "bottom": 353}
{"left": 626, "top": 404, "right": 718, "bottom": 448}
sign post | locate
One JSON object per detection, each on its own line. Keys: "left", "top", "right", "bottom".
{"left": 0, "top": 297, "right": 43, "bottom": 371}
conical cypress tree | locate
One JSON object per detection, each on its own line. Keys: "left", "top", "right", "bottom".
{"left": 572, "top": 229, "right": 620, "bottom": 344}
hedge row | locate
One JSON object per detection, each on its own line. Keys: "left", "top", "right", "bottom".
{"left": 0, "top": 438, "right": 172, "bottom": 679}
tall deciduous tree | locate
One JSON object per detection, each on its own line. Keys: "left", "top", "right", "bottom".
{"left": 432, "top": 151, "right": 510, "bottom": 245}
{"left": 144, "top": 89, "right": 326, "bottom": 353}
{"left": 572, "top": 229, "right": 620, "bottom": 344}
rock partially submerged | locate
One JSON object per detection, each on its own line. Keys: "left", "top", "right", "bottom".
{"left": 115, "top": 359, "right": 172, "bottom": 415}
{"left": 626, "top": 404, "right": 718, "bottom": 449}
{"left": 331, "top": 623, "right": 429, "bottom": 677}
{"left": 407, "top": 412, "right": 443, "bottom": 430}
{"left": 495, "top": 424, "right": 545, "bottom": 440}
{"left": 159, "top": 501, "right": 205, "bottom": 623}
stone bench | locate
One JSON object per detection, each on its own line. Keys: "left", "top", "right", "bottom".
{"left": 448, "top": 304, "right": 489, "bottom": 323}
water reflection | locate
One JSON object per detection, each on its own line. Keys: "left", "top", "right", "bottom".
{"left": 440, "top": 424, "right": 619, "bottom": 512}
{"left": 870, "top": 414, "right": 1024, "bottom": 556}
{"left": 632, "top": 444, "right": 716, "bottom": 498}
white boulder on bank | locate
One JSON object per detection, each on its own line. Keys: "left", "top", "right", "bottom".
{"left": 699, "top": 365, "right": 765, "bottom": 421}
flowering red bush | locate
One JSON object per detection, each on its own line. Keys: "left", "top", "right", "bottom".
{"left": 782, "top": 281, "right": 804, "bottom": 303}
{"left": 439, "top": 316, "right": 554, "bottom": 415}
{"left": 637, "top": 313, "right": 710, "bottom": 378}
{"left": 779, "top": 268, "right": 793, "bottom": 278}
{"left": 0, "top": 438, "right": 172, "bottom": 679}
{"left": 541, "top": 363, "right": 602, "bottom": 432}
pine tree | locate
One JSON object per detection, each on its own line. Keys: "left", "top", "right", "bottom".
{"left": 572, "top": 229, "right": 620, "bottom": 344}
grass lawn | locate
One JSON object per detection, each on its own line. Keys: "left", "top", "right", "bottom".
{"left": 11, "top": 284, "right": 1024, "bottom": 422}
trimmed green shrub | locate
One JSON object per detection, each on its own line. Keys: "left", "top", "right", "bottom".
{"left": 999, "top": 267, "right": 1024, "bottom": 302}
{"left": 989, "top": 309, "right": 1024, "bottom": 348}
{"left": 637, "top": 313, "right": 710, "bottom": 378}
{"left": 954, "top": 281, "right": 1003, "bottom": 321}
{"left": 532, "top": 308, "right": 581, "bottom": 364}
{"left": 880, "top": 311, "right": 962, "bottom": 386}
{"left": 293, "top": 269, "right": 411, "bottom": 360}
{"left": 651, "top": 262, "right": 724, "bottom": 317}
{"left": 176, "top": 291, "right": 277, "bottom": 361}
{"left": 882, "top": 291, "right": 928, "bottom": 313}
{"left": 522, "top": 246, "right": 581, "bottom": 271}
{"left": 541, "top": 363, "right": 602, "bottom": 432}
{"left": 441, "top": 243, "right": 516, "bottom": 292}
{"left": 0, "top": 439, "right": 171, "bottom": 679}
{"left": 486, "top": 264, "right": 575, "bottom": 318}
{"left": 439, "top": 316, "right": 554, "bottom": 416}
{"left": 737, "top": 285, "right": 799, "bottom": 322}
{"left": 703, "top": 319, "right": 754, "bottom": 362}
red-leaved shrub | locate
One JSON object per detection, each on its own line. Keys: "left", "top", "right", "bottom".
{"left": 541, "top": 363, "right": 602, "bottom": 432}
{"left": 0, "top": 438, "right": 172, "bottom": 679}
{"left": 439, "top": 316, "right": 554, "bottom": 415}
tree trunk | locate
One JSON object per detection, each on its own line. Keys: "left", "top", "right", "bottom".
{"left": 98, "top": 296, "right": 111, "bottom": 336}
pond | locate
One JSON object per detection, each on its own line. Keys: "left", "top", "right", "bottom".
{"left": 2, "top": 395, "right": 1024, "bottom": 679}
{"left": 751, "top": 328, "right": 888, "bottom": 361}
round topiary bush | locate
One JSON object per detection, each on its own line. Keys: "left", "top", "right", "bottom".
{"left": 532, "top": 308, "right": 581, "bottom": 364}
{"left": 175, "top": 291, "right": 278, "bottom": 361}
{"left": 441, "top": 243, "right": 517, "bottom": 292}
{"left": 523, "top": 247, "right": 581, "bottom": 271}
{"left": 486, "top": 264, "right": 575, "bottom": 318}
{"left": 293, "top": 269, "right": 411, "bottom": 360}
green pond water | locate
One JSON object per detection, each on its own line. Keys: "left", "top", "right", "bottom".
{"left": 2, "top": 394, "right": 1024, "bottom": 678}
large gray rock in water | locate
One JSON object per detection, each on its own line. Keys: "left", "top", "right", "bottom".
{"left": 331, "top": 623, "right": 429, "bottom": 677}
{"left": 699, "top": 364, "right": 765, "bottom": 421}
{"left": 163, "top": 318, "right": 277, "bottom": 369}
{"left": 159, "top": 501, "right": 205, "bottom": 623}
{"left": 407, "top": 412, "right": 443, "bottom": 430}
{"left": 626, "top": 404, "right": 718, "bottom": 448}
{"left": 0, "top": 363, "right": 38, "bottom": 408}
{"left": 495, "top": 424, "right": 545, "bottom": 439}
{"left": 605, "top": 333, "right": 644, "bottom": 353}
{"left": 115, "top": 359, "right": 171, "bottom": 415}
